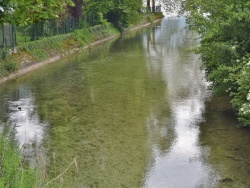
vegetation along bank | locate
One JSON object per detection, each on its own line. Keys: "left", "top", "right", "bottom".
{"left": 184, "top": 0, "right": 250, "bottom": 127}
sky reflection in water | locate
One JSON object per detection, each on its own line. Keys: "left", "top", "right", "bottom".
{"left": 6, "top": 85, "right": 47, "bottom": 166}
{"left": 143, "top": 18, "right": 218, "bottom": 187}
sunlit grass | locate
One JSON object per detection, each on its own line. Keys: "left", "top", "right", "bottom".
{"left": 0, "top": 134, "right": 79, "bottom": 188}
{"left": 0, "top": 136, "right": 37, "bottom": 188}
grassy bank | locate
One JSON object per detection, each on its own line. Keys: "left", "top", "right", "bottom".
{"left": 0, "top": 136, "right": 37, "bottom": 187}
{"left": 0, "top": 22, "right": 120, "bottom": 78}
{"left": 0, "top": 135, "right": 76, "bottom": 188}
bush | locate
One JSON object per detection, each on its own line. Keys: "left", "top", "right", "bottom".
{"left": 3, "top": 60, "right": 19, "bottom": 73}
{"left": 230, "top": 57, "right": 250, "bottom": 126}
{"left": 185, "top": 0, "right": 250, "bottom": 126}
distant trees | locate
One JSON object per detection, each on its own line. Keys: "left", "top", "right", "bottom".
{"left": 185, "top": 0, "right": 250, "bottom": 126}
{"left": 146, "top": 0, "right": 156, "bottom": 12}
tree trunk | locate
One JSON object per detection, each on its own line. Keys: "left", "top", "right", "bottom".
{"left": 152, "top": 0, "right": 156, "bottom": 13}
{"left": 147, "top": 0, "right": 150, "bottom": 12}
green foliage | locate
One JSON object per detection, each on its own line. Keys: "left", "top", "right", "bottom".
{"left": 74, "top": 23, "right": 120, "bottom": 47}
{"left": 85, "top": 0, "right": 143, "bottom": 29}
{"left": 0, "top": 48, "right": 19, "bottom": 75}
{"left": 230, "top": 57, "right": 250, "bottom": 126}
{"left": 84, "top": 0, "right": 114, "bottom": 15}
{"left": 2, "top": 59, "right": 19, "bottom": 73}
{"left": 73, "top": 28, "right": 92, "bottom": 47}
{"left": 4, "top": 0, "right": 74, "bottom": 25}
{"left": 0, "top": 136, "right": 36, "bottom": 188}
{"left": 0, "top": 48, "right": 9, "bottom": 60}
{"left": 185, "top": 0, "right": 250, "bottom": 126}
{"left": 97, "top": 12, "right": 108, "bottom": 25}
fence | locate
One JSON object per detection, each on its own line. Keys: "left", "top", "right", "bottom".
{"left": 0, "top": 14, "right": 99, "bottom": 48}
{"left": 0, "top": 24, "right": 16, "bottom": 48}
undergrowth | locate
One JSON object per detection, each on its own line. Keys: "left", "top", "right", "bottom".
{"left": 0, "top": 48, "right": 19, "bottom": 77}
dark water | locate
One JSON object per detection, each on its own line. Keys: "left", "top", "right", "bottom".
{"left": 0, "top": 18, "right": 249, "bottom": 187}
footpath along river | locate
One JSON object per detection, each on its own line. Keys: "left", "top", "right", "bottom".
{"left": 0, "top": 18, "right": 250, "bottom": 187}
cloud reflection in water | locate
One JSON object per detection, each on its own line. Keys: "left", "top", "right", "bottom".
{"left": 7, "top": 87, "right": 47, "bottom": 166}
{"left": 143, "top": 18, "right": 218, "bottom": 187}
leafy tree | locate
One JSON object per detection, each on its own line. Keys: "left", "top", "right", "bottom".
{"left": 84, "top": 0, "right": 114, "bottom": 16}
{"left": 0, "top": 0, "right": 14, "bottom": 23}
{"left": 67, "top": 0, "right": 84, "bottom": 20}
{"left": 184, "top": 0, "right": 250, "bottom": 126}
{"left": 85, "top": 0, "right": 142, "bottom": 29}
{"left": 3, "top": 0, "right": 74, "bottom": 25}
{"left": 112, "top": 0, "right": 142, "bottom": 28}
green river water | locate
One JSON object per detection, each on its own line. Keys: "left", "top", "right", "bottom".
{"left": 0, "top": 18, "right": 250, "bottom": 187}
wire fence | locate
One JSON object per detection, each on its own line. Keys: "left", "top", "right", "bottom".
{"left": 0, "top": 14, "right": 99, "bottom": 48}
{"left": 0, "top": 24, "right": 16, "bottom": 48}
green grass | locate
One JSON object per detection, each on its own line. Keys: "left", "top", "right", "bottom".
{"left": 0, "top": 136, "right": 37, "bottom": 188}
{"left": 73, "top": 23, "right": 120, "bottom": 47}
{"left": 0, "top": 48, "right": 19, "bottom": 77}
{"left": 20, "top": 34, "right": 72, "bottom": 61}
{"left": 0, "top": 134, "right": 80, "bottom": 188}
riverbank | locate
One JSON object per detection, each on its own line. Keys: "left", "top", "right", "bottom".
{"left": 0, "top": 14, "right": 163, "bottom": 84}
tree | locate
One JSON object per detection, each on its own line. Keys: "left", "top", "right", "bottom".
{"left": 67, "top": 0, "right": 84, "bottom": 20}
{"left": 113, "top": 0, "right": 142, "bottom": 29}
{"left": 85, "top": 0, "right": 142, "bottom": 29}
{"left": 0, "top": 0, "right": 14, "bottom": 23}
{"left": 3, "top": 0, "right": 74, "bottom": 25}
{"left": 147, "top": 0, "right": 151, "bottom": 12}
{"left": 152, "top": 0, "right": 156, "bottom": 12}
{"left": 184, "top": 0, "right": 250, "bottom": 126}
{"left": 84, "top": 0, "right": 113, "bottom": 16}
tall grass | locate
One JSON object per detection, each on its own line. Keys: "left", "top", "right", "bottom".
{"left": 0, "top": 136, "right": 36, "bottom": 188}
{"left": 0, "top": 135, "right": 79, "bottom": 188}
{"left": 0, "top": 48, "right": 20, "bottom": 77}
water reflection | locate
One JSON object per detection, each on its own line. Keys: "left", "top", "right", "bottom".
{"left": 143, "top": 18, "right": 218, "bottom": 187}
{"left": 5, "top": 85, "right": 47, "bottom": 166}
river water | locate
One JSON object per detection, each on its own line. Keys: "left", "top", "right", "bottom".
{"left": 0, "top": 18, "right": 250, "bottom": 187}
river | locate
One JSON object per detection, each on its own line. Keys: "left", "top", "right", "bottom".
{"left": 0, "top": 18, "right": 249, "bottom": 187}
